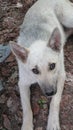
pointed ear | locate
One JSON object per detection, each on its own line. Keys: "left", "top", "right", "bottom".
{"left": 48, "top": 28, "right": 61, "bottom": 52}
{"left": 9, "top": 41, "right": 29, "bottom": 62}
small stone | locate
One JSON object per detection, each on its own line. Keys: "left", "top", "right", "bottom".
{"left": 0, "top": 80, "right": 3, "bottom": 91}
{"left": 16, "top": 2, "right": 23, "bottom": 8}
{"left": 3, "top": 114, "right": 12, "bottom": 130}
{"left": 7, "top": 97, "right": 13, "bottom": 108}
{"left": 7, "top": 95, "right": 19, "bottom": 113}
{"left": 0, "top": 94, "right": 6, "bottom": 103}
{"left": 43, "top": 104, "right": 47, "bottom": 109}
{"left": 0, "top": 44, "right": 11, "bottom": 63}
{"left": 35, "top": 127, "right": 43, "bottom": 130}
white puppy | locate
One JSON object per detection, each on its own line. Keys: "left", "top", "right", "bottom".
{"left": 10, "top": 0, "right": 73, "bottom": 130}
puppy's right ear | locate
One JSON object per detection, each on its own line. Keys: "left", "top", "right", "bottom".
{"left": 48, "top": 28, "right": 61, "bottom": 52}
{"left": 9, "top": 41, "right": 29, "bottom": 62}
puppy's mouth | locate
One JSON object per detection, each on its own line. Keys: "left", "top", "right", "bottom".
{"left": 40, "top": 85, "right": 57, "bottom": 97}
{"left": 30, "top": 83, "right": 57, "bottom": 97}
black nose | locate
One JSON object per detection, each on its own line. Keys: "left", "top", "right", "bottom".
{"left": 46, "top": 90, "right": 56, "bottom": 96}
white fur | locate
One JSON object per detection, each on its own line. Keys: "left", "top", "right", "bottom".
{"left": 10, "top": 0, "right": 73, "bottom": 130}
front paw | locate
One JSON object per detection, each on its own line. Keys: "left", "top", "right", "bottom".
{"left": 47, "top": 117, "right": 61, "bottom": 130}
{"left": 21, "top": 123, "right": 33, "bottom": 130}
{"left": 21, "top": 119, "right": 33, "bottom": 130}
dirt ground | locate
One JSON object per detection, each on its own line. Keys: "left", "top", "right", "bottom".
{"left": 0, "top": 0, "right": 73, "bottom": 130}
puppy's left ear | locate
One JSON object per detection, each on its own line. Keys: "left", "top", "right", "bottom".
{"left": 48, "top": 28, "right": 61, "bottom": 52}
{"left": 9, "top": 41, "right": 29, "bottom": 62}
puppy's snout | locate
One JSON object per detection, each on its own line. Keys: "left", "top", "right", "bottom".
{"left": 45, "top": 88, "right": 57, "bottom": 96}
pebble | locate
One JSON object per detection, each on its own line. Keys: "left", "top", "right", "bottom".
{"left": 16, "top": 2, "right": 23, "bottom": 8}
{"left": 3, "top": 114, "right": 12, "bottom": 130}
{"left": 35, "top": 127, "right": 43, "bottom": 130}
{"left": 0, "top": 44, "right": 11, "bottom": 63}
{"left": 0, "top": 80, "right": 3, "bottom": 91}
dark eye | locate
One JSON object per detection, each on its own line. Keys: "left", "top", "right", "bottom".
{"left": 49, "top": 63, "right": 56, "bottom": 70}
{"left": 32, "top": 66, "right": 40, "bottom": 74}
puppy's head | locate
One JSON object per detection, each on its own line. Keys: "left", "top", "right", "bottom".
{"left": 10, "top": 28, "right": 63, "bottom": 97}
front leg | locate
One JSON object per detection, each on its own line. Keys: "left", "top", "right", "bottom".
{"left": 19, "top": 81, "right": 33, "bottom": 130}
{"left": 47, "top": 72, "right": 66, "bottom": 130}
